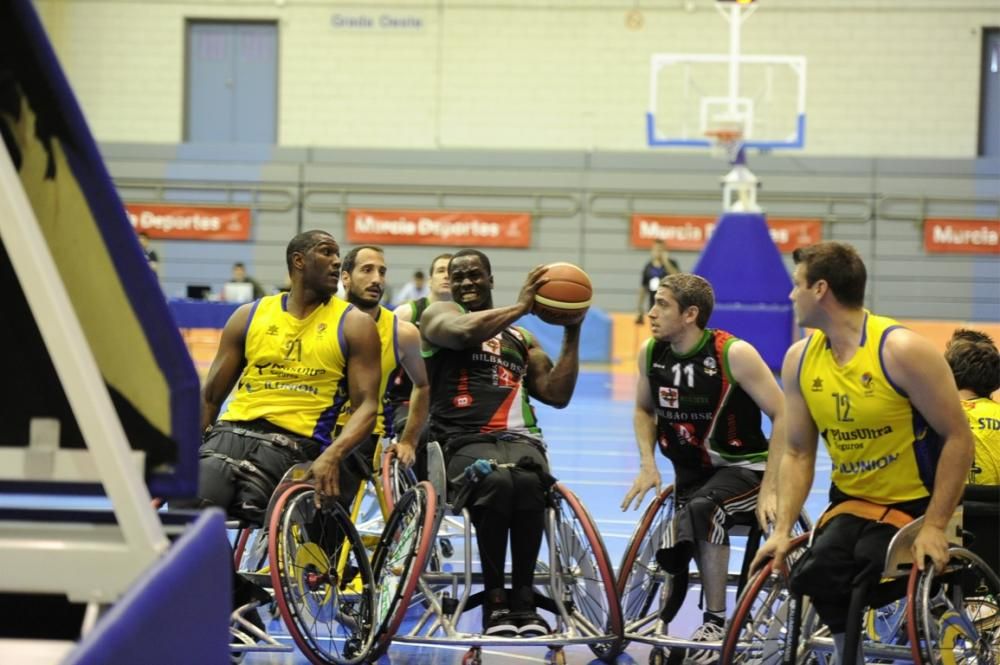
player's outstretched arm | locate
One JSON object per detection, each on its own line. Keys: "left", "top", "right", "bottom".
{"left": 727, "top": 340, "right": 786, "bottom": 529}
{"left": 308, "top": 309, "right": 381, "bottom": 504}
{"left": 201, "top": 303, "right": 254, "bottom": 431}
{"left": 420, "top": 266, "right": 548, "bottom": 349}
{"left": 883, "top": 328, "right": 975, "bottom": 571}
{"left": 621, "top": 340, "right": 662, "bottom": 512}
{"left": 752, "top": 339, "right": 818, "bottom": 573}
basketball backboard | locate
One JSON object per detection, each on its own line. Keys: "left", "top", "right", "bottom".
{"left": 646, "top": 0, "right": 806, "bottom": 153}
{"left": 647, "top": 54, "right": 806, "bottom": 151}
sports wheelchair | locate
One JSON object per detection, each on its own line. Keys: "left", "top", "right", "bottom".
{"left": 228, "top": 439, "right": 425, "bottom": 665}
{"left": 616, "top": 485, "right": 813, "bottom": 665}
{"left": 367, "top": 439, "right": 625, "bottom": 664}
{"left": 719, "top": 489, "right": 1000, "bottom": 665}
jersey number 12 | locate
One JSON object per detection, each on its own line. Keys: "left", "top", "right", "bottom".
{"left": 832, "top": 392, "right": 854, "bottom": 422}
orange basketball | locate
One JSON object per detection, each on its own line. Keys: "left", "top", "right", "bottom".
{"left": 533, "top": 263, "right": 592, "bottom": 325}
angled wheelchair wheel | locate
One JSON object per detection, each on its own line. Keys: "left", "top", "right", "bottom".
{"left": 369, "top": 480, "right": 437, "bottom": 658}
{"left": 549, "top": 482, "right": 624, "bottom": 662}
{"left": 720, "top": 534, "right": 812, "bottom": 665}
{"left": 380, "top": 447, "right": 418, "bottom": 515}
{"left": 268, "top": 483, "right": 375, "bottom": 665}
{"left": 233, "top": 526, "right": 253, "bottom": 569}
{"left": 616, "top": 485, "right": 674, "bottom": 635}
{"left": 910, "top": 547, "right": 1000, "bottom": 665}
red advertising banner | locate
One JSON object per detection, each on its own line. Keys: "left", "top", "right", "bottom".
{"left": 347, "top": 209, "right": 532, "bottom": 248}
{"left": 126, "top": 204, "right": 252, "bottom": 241}
{"left": 924, "top": 218, "right": 1000, "bottom": 255}
{"left": 631, "top": 214, "right": 823, "bottom": 253}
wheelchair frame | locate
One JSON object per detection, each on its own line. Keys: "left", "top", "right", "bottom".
{"left": 370, "top": 440, "right": 625, "bottom": 664}
{"left": 228, "top": 440, "right": 403, "bottom": 665}
{"left": 720, "top": 507, "right": 1000, "bottom": 665}
{"left": 616, "top": 484, "right": 812, "bottom": 665}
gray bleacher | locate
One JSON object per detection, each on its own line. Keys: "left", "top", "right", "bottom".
{"left": 103, "top": 144, "right": 1000, "bottom": 321}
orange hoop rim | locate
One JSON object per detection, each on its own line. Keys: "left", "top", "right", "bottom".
{"left": 704, "top": 128, "right": 744, "bottom": 144}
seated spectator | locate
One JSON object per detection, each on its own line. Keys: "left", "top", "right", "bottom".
{"left": 229, "top": 262, "right": 265, "bottom": 300}
{"left": 393, "top": 270, "right": 429, "bottom": 307}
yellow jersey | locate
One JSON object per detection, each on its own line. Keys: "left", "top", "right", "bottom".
{"left": 799, "top": 312, "right": 943, "bottom": 504}
{"left": 963, "top": 397, "right": 1000, "bottom": 485}
{"left": 336, "top": 306, "right": 398, "bottom": 437}
{"left": 221, "top": 293, "right": 351, "bottom": 447}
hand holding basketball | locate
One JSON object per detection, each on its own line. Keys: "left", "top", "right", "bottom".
{"left": 532, "top": 263, "right": 592, "bottom": 326}
{"left": 516, "top": 265, "right": 551, "bottom": 313}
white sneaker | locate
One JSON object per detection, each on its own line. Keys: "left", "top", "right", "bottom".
{"left": 684, "top": 620, "right": 725, "bottom": 665}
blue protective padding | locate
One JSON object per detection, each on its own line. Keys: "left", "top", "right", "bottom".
{"left": 7, "top": 1, "right": 201, "bottom": 496}
{"left": 517, "top": 308, "right": 611, "bottom": 363}
{"left": 707, "top": 304, "right": 795, "bottom": 372}
{"left": 694, "top": 213, "right": 795, "bottom": 370}
{"left": 169, "top": 298, "right": 242, "bottom": 329}
{"left": 62, "top": 510, "right": 231, "bottom": 665}
{"left": 693, "top": 213, "right": 793, "bottom": 303}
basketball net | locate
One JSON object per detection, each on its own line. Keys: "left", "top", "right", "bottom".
{"left": 705, "top": 127, "right": 745, "bottom": 167}
{"left": 706, "top": 125, "right": 761, "bottom": 212}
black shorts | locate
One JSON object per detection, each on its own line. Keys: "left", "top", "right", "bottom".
{"left": 788, "top": 512, "right": 904, "bottom": 633}
{"left": 445, "top": 432, "right": 550, "bottom": 515}
{"left": 673, "top": 465, "right": 763, "bottom": 547}
{"left": 184, "top": 420, "right": 318, "bottom": 523}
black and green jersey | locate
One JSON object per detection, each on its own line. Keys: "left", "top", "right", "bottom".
{"left": 646, "top": 328, "right": 768, "bottom": 472}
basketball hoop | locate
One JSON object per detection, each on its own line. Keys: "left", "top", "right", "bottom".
{"left": 705, "top": 128, "right": 745, "bottom": 165}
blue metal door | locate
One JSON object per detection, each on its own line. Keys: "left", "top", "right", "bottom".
{"left": 186, "top": 21, "right": 277, "bottom": 143}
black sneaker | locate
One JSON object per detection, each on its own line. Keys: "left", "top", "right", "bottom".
{"left": 482, "top": 589, "right": 517, "bottom": 637}
{"left": 509, "top": 586, "right": 549, "bottom": 637}
{"left": 515, "top": 612, "right": 550, "bottom": 637}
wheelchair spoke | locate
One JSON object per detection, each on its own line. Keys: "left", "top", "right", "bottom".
{"left": 269, "top": 484, "right": 375, "bottom": 664}
{"left": 917, "top": 548, "right": 1000, "bottom": 665}
{"left": 369, "top": 482, "right": 436, "bottom": 657}
{"left": 546, "top": 484, "right": 623, "bottom": 660}
{"left": 618, "top": 487, "right": 674, "bottom": 627}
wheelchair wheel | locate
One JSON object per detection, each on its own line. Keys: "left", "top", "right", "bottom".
{"left": 910, "top": 547, "right": 1000, "bottom": 665}
{"left": 233, "top": 526, "right": 252, "bottom": 569}
{"left": 369, "top": 481, "right": 437, "bottom": 658}
{"left": 268, "top": 483, "right": 375, "bottom": 665}
{"left": 720, "top": 534, "right": 812, "bottom": 665}
{"left": 380, "top": 447, "right": 417, "bottom": 515}
{"left": 616, "top": 485, "right": 674, "bottom": 634}
{"left": 549, "top": 482, "right": 624, "bottom": 661}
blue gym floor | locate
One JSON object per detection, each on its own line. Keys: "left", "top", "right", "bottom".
{"left": 240, "top": 369, "right": 834, "bottom": 665}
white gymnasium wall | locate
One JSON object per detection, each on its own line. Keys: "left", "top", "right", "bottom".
{"left": 33, "top": 0, "right": 998, "bottom": 156}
